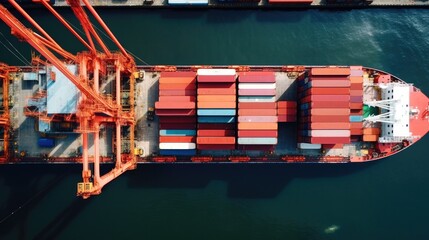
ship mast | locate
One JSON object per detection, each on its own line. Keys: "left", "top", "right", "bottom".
{"left": 0, "top": 0, "right": 137, "bottom": 198}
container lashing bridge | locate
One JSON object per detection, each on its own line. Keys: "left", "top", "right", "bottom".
{"left": 0, "top": 0, "right": 137, "bottom": 198}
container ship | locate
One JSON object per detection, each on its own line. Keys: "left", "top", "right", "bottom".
{"left": 0, "top": 1, "right": 428, "bottom": 198}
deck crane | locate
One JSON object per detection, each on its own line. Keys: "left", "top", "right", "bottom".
{"left": 0, "top": 0, "right": 137, "bottom": 198}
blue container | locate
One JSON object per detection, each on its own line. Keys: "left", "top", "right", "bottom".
{"left": 350, "top": 115, "right": 363, "bottom": 122}
{"left": 38, "top": 138, "right": 55, "bottom": 148}
{"left": 159, "top": 129, "right": 196, "bottom": 136}
{"left": 159, "top": 149, "right": 197, "bottom": 156}
{"left": 198, "top": 116, "right": 235, "bottom": 123}
{"left": 197, "top": 109, "right": 236, "bottom": 116}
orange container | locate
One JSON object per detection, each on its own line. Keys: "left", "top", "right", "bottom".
{"left": 155, "top": 102, "right": 195, "bottom": 109}
{"left": 363, "top": 128, "right": 380, "bottom": 135}
{"left": 363, "top": 134, "right": 378, "bottom": 142}
{"left": 159, "top": 77, "right": 196, "bottom": 84}
{"left": 159, "top": 96, "right": 196, "bottom": 102}
{"left": 277, "top": 101, "right": 297, "bottom": 108}
{"left": 277, "top": 108, "right": 296, "bottom": 116}
{"left": 161, "top": 72, "right": 196, "bottom": 78}
{"left": 198, "top": 88, "right": 236, "bottom": 95}
{"left": 198, "top": 95, "right": 236, "bottom": 102}
{"left": 159, "top": 83, "right": 196, "bottom": 90}
{"left": 311, "top": 67, "right": 351, "bottom": 76}
{"left": 350, "top": 76, "right": 363, "bottom": 83}
{"left": 238, "top": 122, "right": 278, "bottom": 130}
{"left": 311, "top": 108, "right": 350, "bottom": 115}
{"left": 350, "top": 128, "right": 363, "bottom": 135}
{"left": 350, "top": 102, "right": 363, "bottom": 110}
{"left": 323, "top": 144, "right": 344, "bottom": 149}
{"left": 197, "top": 137, "right": 236, "bottom": 144}
{"left": 309, "top": 122, "right": 350, "bottom": 130}
{"left": 239, "top": 102, "right": 277, "bottom": 109}
{"left": 197, "top": 102, "right": 236, "bottom": 109}
{"left": 159, "top": 90, "right": 195, "bottom": 96}
{"left": 238, "top": 109, "right": 277, "bottom": 116}
{"left": 159, "top": 136, "right": 196, "bottom": 143}
{"left": 308, "top": 88, "right": 350, "bottom": 95}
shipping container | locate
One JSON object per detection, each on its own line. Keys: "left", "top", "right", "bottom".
{"left": 310, "top": 137, "right": 351, "bottom": 144}
{"left": 197, "top": 68, "right": 236, "bottom": 76}
{"left": 310, "top": 67, "right": 351, "bottom": 76}
{"left": 297, "top": 143, "right": 321, "bottom": 150}
{"left": 38, "top": 138, "right": 55, "bottom": 148}
{"left": 238, "top": 109, "right": 277, "bottom": 116}
{"left": 197, "top": 88, "right": 236, "bottom": 95}
{"left": 277, "top": 115, "right": 297, "bottom": 122}
{"left": 159, "top": 123, "right": 196, "bottom": 130}
{"left": 197, "top": 144, "right": 236, "bottom": 150}
{"left": 350, "top": 66, "right": 363, "bottom": 70}
{"left": 158, "top": 96, "right": 196, "bottom": 102}
{"left": 322, "top": 144, "right": 344, "bottom": 149}
{"left": 159, "top": 142, "right": 196, "bottom": 150}
{"left": 198, "top": 82, "right": 236, "bottom": 89}
{"left": 159, "top": 83, "right": 196, "bottom": 90}
{"left": 238, "top": 130, "right": 278, "bottom": 138}
{"left": 350, "top": 102, "right": 363, "bottom": 110}
{"left": 197, "top": 109, "right": 236, "bottom": 116}
{"left": 350, "top": 96, "right": 363, "bottom": 103}
{"left": 155, "top": 109, "right": 196, "bottom": 116}
{"left": 161, "top": 72, "right": 196, "bottom": 78}
{"left": 198, "top": 123, "right": 236, "bottom": 130}
{"left": 301, "top": 101, "right": 350, "bottom": 109}
{"left": 277, "top": 108, "right": 296, "bottom": 116}
{"left": 238, "top": 122, "right": 278, "bottom": 130}
{"left": 159, "top": 149, "right": 197, "bottom": 156}
{"left": 159, "top": 116, "right": 196, "bottom": 123}
{"left": 350, "top": 122, "right": 363, "bottom": 128}
{"left": 307, "top": 130, "right": 351, "bottom": 137}
{"left": 238, "top": 116, "right": 278, "bottom": 123}
{"left": 301, "top": 95, "right": 350, "bottom": 103}
{"left": 350, "top": 69, "right": 364, "bottom": 77}
{"left": 159, "top": 77, "right": 196, "bottom": 84}
{"left": 363, "top": 134, "right": 378, "bottom": 142}
{"left": 159, "top": 129, "right": 196, "bottom": 136}
{"left": 159, "top": 136, "right": 196, "bottom": 143}
{"left": 198, "top": 75, "right": 236, "bottom": 83}
{"left": 197, "top": 129, "right": 235, "bottom": 137}
{"left": 307, "top": 88, "right": 350, "bottom": 95}
{"left": 363, "top": 128, "right": 380, "bottom": 135}
{"left": 159, "top": 90, "right": 196, "bottom": 96}
{"left": 239, "top": 102, "right": 277, "bottom": 109}
{"left": 197, "top": 95, "right": 236, "bottom": 102}
{"left": 309, "top": 80, "right": 351, "bottom": 88}
{"left": 238, "top": 83, "right": 276, "bottom": 90}
{"left": 197, "top": 102, "right": 236, "bottom": 109}
{"left": 350, "top": 115, "right": 363, "bottom": 122}
{"left": 350, "top": 83, "right": 363, "bottom": 90}
{"left": 238, "top": 89, "right": 276, "bottom": 96}
{"left": 307, "top": 76, "right": 349, "bottom": 81}
{"left": 197, "top": 137, "right": 236, "bottom": 144}
{"left": 304, "top": 122, "right": 350, "bottom": 130}
{"left": 350, "top": 76, "right": 364, "bottom": 83}
{"left": 155, "top": 102, "right": 195, "bottom": 110}
{"left": 303, "top": 115, "right": 350, "bottom": 122}
{"left": 350, "top": 90, "right": 363, "bottom": 96}
{"left": 277, "top": 101, "right": 297, "bottom": 108}
{"left": 239, "top": 72, "right": 275, "bottom": 83}
{"left": 238, "top": 96, "right": 276, "bottom": 103}
{"left": 238, "top": 138, "right": 277, "bottom": 145}
{"left": 197, "top": 116, "right": 235, "bottom": 123}
{"left": 309, "top": 108, "right": 350, "bottom": 116}
{"left": 350, "top": 128, "right": 363, "bottom": 135}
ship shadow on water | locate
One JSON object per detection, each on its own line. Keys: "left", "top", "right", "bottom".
{"left": 128, "top": 161, "right": 379, "bottom": 199}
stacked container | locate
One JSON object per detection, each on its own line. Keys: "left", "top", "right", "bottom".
{"left": 237, "top": 72, "right": 278, "bottom": 150}
{"left": 196, "top": 69, "right": 237, "bottom": 150}
{"left": 277, "top": 101, "right": 297, "bottom": 122}
{"left": 155, "top": 72, "right": 197, "bottom": 156}
{"left": 350, "top": 66, "right": 364, "bottom": 141}
{"left": 299, "top": 67, "right": 352, "bottom": 144}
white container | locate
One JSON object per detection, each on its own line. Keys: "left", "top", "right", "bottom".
{"left": 238, "top": 96, "right": 276, "bottom": 103}
{"left": 159, "top": 143, "right": 196, "bottom": 150}
{"left": 309, "top": 130, "right": 351, "bottom": 137}
{"left": 197, "top": 68, "right": 236, "bottom": 76}
{"left": 238, "top": 83, "right": 276, "bottom": 90}
{"left": 298, "top": 143, "right": 322, "bottom": 150}
{"left": 238, "top": 138, "right": 277, "bottom": 145}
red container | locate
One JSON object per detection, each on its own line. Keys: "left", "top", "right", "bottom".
{"left": 308, "top": 101, "right": 350, "bottom": 108}
{"left": 238, "top": 116, "right": 278, "bottom": 123}
{"left": 309, "top": 76, "right": 349, "bottom": 81}
{"left": 350, "top": 122, "right": 363, "bottom": 128}
{"left": 310, "top": 67, "right": 351, "bottom": 76}
{"left": 239, "top": 72, "right": 275, "bottom": 83}
{"left": 198, "top": 75, "right": 236, "bottom": 83}
{"left": 197, "top": 137, "right": 236, "bottom": 144}
{"left": 198, "top": 95, "right": 236, "bottom": 102}
{"left": 310, "top": 108, "right": 350, "bottom": 115}
{"left": 155, "top": 102, "right": 195, "bottom": 110}
{"left": 197, "top": 102, "right": 236, "bottom": 109}
{"left": 301, "top": 95, "right": 350, "bottom": 103}
{"left": 237, "top": 145, "right": 275, "bottom": 151}
{"left": 161, "top": 72, "right": 196, "bottom": 78}
{"left": 308, "top": 88, "right": 350, "bottom": 95}
{"left": 197, "top": 144, "right": 236, "bottom": 150}
{"left": 159, "top": 116, "right": 195, "bottom": 123}
{"left": 159, "top": 77, "right": 196, "bottom": 84}
{"left": 159, "top": 123, "right": 196, "bottom": 129}
{"left": 310, "top": 137, "right": 351, "bottom": 144}
{"left": 277, "top": 108, "right": 296, "bottom": 116}
{"left": 303, "top": 115, "right": 350, "bottom": 122}
{"left": 310, "top": 80, "right": 351, "bottom": 88}
{"left": 350, "top": 83, "right": 363, "bottom": 90}
{"left": 351, "top": 109, "right": 364, "bottom": 115}
{"left": 238, "top": 122, "right": 278, "bottom": 130}
{"left": 278, "top": 115, "right": 297, "bottom": 122}
{"left": 159, "top": 96, "right": 196, "bottom": 102}
{"left": 350, "top": 90, "right": 363, "bottom": 96}
{"left": 198, "top": 83, "right": 236, "bottom": 89}
{"left": 350, "top": 102, "right": 363, "bottom": 110}
{"left": 159, "top": 83, "right": 196, "bottom": 90}
{"left": 238, "top": 109, "right": 277, "bottom": 116}
{"left": 198, "top": 88, "right": 236, "bottom": 95}
{"left": 307, "top": 122, "right": 350, "bottom": 130}
{"left": 159, "top": 136, "right": 196, "bottom": 143}
{"left": 351, "top": 128, "right": 363, "bottom": 135}
{"left": 322, "top": 144, "right": 344, "bottom": 149}
{"left": 197, "top": 130, "right": 235, "bottom": 137}
{"left": 277, "top": 101, "right": 297, "bottom": 108}
{"left": 155, "top": 109, "right": 196, "bottom": 116}
{"left": 238, "top": 89, "right": 276, "bottom": 96}
{"left": 239, "top": 102, "right": 277, "bottom": 109}
{"left": 159, "top": 90, "right": 195, "bottom": 96}
{"left": 238, "top": 130, "right": 278, "bottom": 138}
{"left": 198, "top": 123, "right": 236, "bottom": 130}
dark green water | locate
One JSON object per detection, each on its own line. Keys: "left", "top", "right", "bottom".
{"left": 1, "top": 8, "right": 429, "bottom": 240}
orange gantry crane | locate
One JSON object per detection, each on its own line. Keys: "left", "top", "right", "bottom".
{"left": 0, "top": 0, "right": 137, "bottom": 198}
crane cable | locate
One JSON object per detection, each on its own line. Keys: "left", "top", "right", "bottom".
{"left": 0, "top": 31, "right": 31, "bottom": 65}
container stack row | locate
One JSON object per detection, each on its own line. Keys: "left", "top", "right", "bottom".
{"left": 155, "top": 72, "right": 197, "bottom": 156}
{"left": 298, "top": 67, "right": 352, "bottom": 144}
{"left": 237, "top": 72, "right": 278, "bottom": 150}
{"left": 277, "top": 101, "right": 297, "bottom": 122}
{"left": 349, "top": 66, "right": 365, "bottom": 142}
{"left": 196, "top": 69, "right": 237, "bottom": 150}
